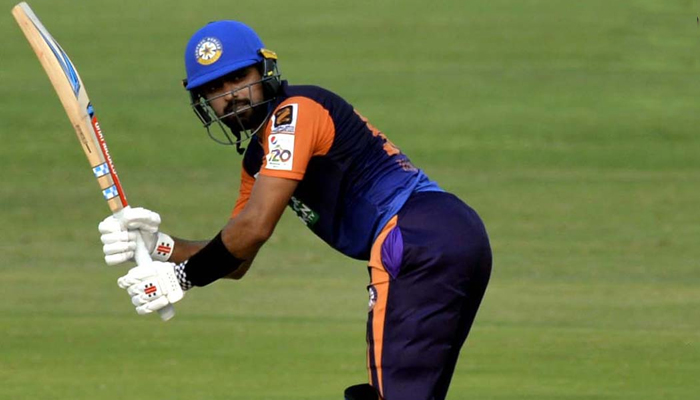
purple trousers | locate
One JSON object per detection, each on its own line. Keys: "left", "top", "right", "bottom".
{"left": 366, "top": 192, "right": 492, "bottom": 400}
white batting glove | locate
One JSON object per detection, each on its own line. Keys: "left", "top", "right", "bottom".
{"left": 98, "top": 207, "right": 174, "bottom": 265}
{"left": 117, "top": 261, "right": 185, "bottom": 315}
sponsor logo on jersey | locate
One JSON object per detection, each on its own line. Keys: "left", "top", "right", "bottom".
{"left": 271, "top": 104, "right": 298, "bottom": 134}
{"left": 266, "top": 133, "right": 294, "bottom": 171}
{"left": 368, "top": 285, "right": 378, "bottom": 312}
{"left": 195, "top": 37, "right": 223, "bottom": 66}
{"left": 289, "top": 196, "right": 319, "bottom": 227}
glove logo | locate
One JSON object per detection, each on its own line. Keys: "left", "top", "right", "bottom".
{"left": 144, "top": 283, "right": 158, "bottom": 298}
{"left": 156, "top": 242, "right": 172, "bottom": 257}
{"left": 195, "top": 37, "right": 223, "bottom": 66}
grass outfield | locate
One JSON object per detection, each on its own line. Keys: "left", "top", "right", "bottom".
{"left": 1, "top": 0, "right": 699, "bottom": 399}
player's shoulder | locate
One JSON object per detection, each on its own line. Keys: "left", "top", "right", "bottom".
{"left": 275, "top": 81, "right": 352, "bottom": 114}
{"left": 283, "top": 81, "right": 340, "bottom": 99}
{"left": 264, "top": 83, "right": 347, "bottom": 136}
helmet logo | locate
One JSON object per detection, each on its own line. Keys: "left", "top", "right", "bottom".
{"left": 195, "top": 37, "right": 223, "bottom": 65}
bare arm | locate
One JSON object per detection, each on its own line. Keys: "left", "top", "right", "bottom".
{"left": 169, "top": 174, "right": 297, "bottom": 281}
{"left": 170, "top": 238, "right": 209, "bottom": 263}
{"left": 218, "top": 174, "right": 298, "bottom": 279}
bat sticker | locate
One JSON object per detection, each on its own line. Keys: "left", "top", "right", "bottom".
{"left": 102, "top": 185, "right": 119, "bottom": 200}
{"left": 92, "top": 163, "right": 110, "bottom": 177}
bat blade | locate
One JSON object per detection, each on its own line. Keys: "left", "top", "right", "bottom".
{"left": 12, "top": 2, "right": 127, "bottom": 212}
{"left": 12, "top": 2, "right": 175, "bottom": 321}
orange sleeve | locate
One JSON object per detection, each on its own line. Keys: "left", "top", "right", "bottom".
{"left": 258, "top": 96, "right": 335, "bottom": 180}
{"left": 231, "top": 166, "right": 256, "bottom": 218}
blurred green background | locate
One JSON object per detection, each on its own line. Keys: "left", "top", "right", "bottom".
{"left": 1, "top": 0, "right": 699, "bottom": 399}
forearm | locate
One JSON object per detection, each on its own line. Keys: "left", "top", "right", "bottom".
{"left": 179, "top": 175, "right": 296, "bottom": 286}
{"left": 224, "top": 250, "right": 258, "bottom": 280}
{"left": 171, "top": 235, "right": 257, "bottom": 280}
{"left": 218, "top": 218, "right": 267, "bottom": 279}
{"left": 176, "top": 226, "right": 262, "bottom": 287}
{"left": 170, "top": 237, "right": 209, "bottom": 263}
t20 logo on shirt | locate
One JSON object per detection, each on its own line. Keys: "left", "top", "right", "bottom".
{"left": 266, "top": 134, "right": 294, "bottom": 171}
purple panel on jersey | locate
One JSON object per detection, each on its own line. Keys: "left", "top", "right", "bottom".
{"left": 380, "top": 226, "right": 403, "bottom": 279}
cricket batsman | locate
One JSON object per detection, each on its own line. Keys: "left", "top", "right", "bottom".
{"left": 99, "top": 20, "right": 492, "bottom": 400}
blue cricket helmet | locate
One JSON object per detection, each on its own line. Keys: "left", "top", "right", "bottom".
{"left": 184, "top": 20, "right": 265, "bottom": 90}
{"left": 183, "top": 20, "right": 282, "bottom": 154}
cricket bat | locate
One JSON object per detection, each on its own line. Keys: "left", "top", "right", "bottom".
{"left": 12, "top": 2, "right": 175, "bottom": 321}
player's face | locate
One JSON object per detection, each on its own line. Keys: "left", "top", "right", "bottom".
{"left": 200, "top": 66, "right": 265, "bottom": 130}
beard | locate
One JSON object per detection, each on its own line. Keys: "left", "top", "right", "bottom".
{"left": 222, "top": 102, "right": 268, "bottom": 134}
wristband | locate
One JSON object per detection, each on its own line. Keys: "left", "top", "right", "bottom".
{"left": 184, "top": 232, "right": 244, "bottom": 287}
{"left": 151, "top": 232, "right": 175, "bottom": 261}
{"left": 174, "top": 262, "right": 193, "bottom": 291}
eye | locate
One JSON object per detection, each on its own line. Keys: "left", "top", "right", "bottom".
{"left": 230, "top": 72, "right": 246, "bottom": 82}
{"left": 203, "top": 80, "right": 224, "bottom": 96}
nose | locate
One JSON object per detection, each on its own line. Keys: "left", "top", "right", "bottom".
{"left": 221, "top": 82, "right": 238, "bottom": 100}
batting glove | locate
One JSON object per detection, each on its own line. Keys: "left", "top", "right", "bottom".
{"left": 117, "top": 261, "right": 185, "bottom": 315}
{"left": 98, "top": 207, "right": 174, "bottom": 265}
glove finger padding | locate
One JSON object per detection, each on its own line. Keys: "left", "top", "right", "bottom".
{"left": 105, "top": 252, "right": 135, "bottom": 266}
{"left": 101, "top": 231, "right": 138, "bottom": 266}
{"left": 135, "top": 296, "right": 170, "bottom": 315}
{"left": 118, "top": 266, "right": 154, "bottom": 289}
{"left": 102, "top": 238, "right": 137, "bottom": 255}
{"left": 100, "top": 231, "right": 136, "bottom": 246}
{"left": 98, "top": 216, "right": 123, "bottom": 234}
{"left": 121, "top": 207, "right": 161, "bottom": 233}
{"left": 118, "top": 207, "right": 160, "bottom": 254}
{"left": 98, "top": 208, "right": 166, "bottom": 266}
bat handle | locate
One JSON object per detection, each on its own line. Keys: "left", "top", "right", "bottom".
{"left": 116, "top": 207, "right": 176, "bottom": 321}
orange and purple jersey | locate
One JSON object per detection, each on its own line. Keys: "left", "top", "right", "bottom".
{"left": 232, "top": 82, "right": 492, "bottom": 399}
{"left": 232, "top": 82, "right": 442, "bottom": 260}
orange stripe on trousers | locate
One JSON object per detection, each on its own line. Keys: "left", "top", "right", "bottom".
{"left": 367, "top": 215, "right": 397, "bottom": 399}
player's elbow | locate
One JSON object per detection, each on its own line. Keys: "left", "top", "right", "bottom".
{"left": 237, "top": 216, "right": 274, "bottom": 247}
{"left": 227, "top": 259, "right": 253, "bottom": 280}
{"left": 249, "top": 227, "right": 272, "bottom": 247}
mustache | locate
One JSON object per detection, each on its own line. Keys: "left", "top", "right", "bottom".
{"left": 225, "top": 100, "right": 253, "bottom": 116}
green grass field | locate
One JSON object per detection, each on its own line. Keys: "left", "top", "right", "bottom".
{"left": 1, "top": 0, "right": 699, "bottom": 399}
